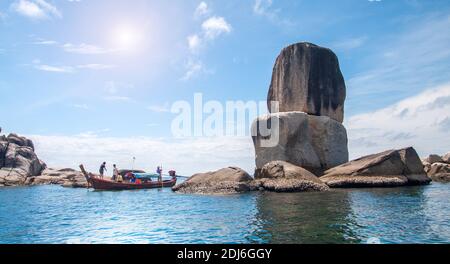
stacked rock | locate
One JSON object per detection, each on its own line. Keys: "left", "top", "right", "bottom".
{"left": 252, "top": 42, "right": 349, "bottom": 175}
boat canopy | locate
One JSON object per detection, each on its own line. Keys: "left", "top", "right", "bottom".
{"left": 133, "top": 173, "right": 160, "bottom": 180}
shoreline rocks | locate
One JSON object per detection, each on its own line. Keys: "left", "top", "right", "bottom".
{"left": 173, "top": 162, "right": 330, "bottom": 195}
{"left": 172, "top": 167, "right": 253, "bottom": 194}
{"left": 321, "top": 147, "right": 431, "bottom": 188}
{"left": 0, "top": 133, "right": 47, "bottom": 187}
{"left": 422, "top": 152, "right": 450, "bottom": 182}
{"left": 253, "top": 161, "right": 329, "bottom": 192}
{"left": 27, "top": 168, "right": 88, "bottom": 188}
{"left": 0, "top": 132, "right": 86, "bottom": 188}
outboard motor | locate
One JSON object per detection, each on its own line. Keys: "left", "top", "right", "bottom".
{"left": 169, "top": 170, "right": 176, "bottom": 178}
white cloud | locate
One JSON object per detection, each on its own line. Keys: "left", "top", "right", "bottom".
{"left": 103, "top": 96, "right": 132, "bottom": 102}
{"left": 76, "top": 64, "right": 116, "bottom": 70}
{"left": 184, "top": 6, "right": 232, "bottom": 79}
{"left": 34, "top": 64, "right": 74, "bottom": 73}
{"left": 33, "top": 39, "right": 58, "bottom": 45}
{"left": 72, "top": 104, "right": 89, "bottom": 110}
{"left": 253, "top": 0, "right": 273, "bottom": 15}
{"left": 332, "top": 36, "right": 368, "bottom": 51}
{"left": 346, "top": 83, "right": 450, "bottom": 159}
{"left": 182, "top": 59, "right": 206, "bottom": 81}
{"left": 253, "top": 0, "right": 292, "bottom": 26}
{"left": 187, "top": 34, "right": 202, "bottom": 53}
{"left": 201, "top": 16, "right": 232, "bottom": 39}
{"left": 30, "top": 135, "right": 255, "bottom": 176}
{"left": 32, "top": 61, "right": 116, "bottom": 73}
{"left": 62, "top": 43, "right": 115, "bottom": 55}
{"left": 12, "top": 0, "right": 61, "bottom": 20}
{"left": 194, "top": 2, "right": 210, "bottom": 18}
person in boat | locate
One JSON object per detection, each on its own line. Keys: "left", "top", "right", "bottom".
{"left": 113, "top": 164, "right": 119, "bottom": 182}
{"left": 169, "top": 170, "right": 177, "bottom": 179}
{"left": 130, "top": 174, "right": 136, "bottom": 183}
{"left": 99, "top": 162, "right": 107, "bottom": 179}
{"left": 124, "top": 171, "right": 133, "bottom": 182}
{"left": 156, "top": 166, "right": 162, "bottom": 182}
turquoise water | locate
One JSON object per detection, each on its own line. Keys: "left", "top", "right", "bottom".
{"left": 0, "top": 182, "right": 449, "bottom": 244}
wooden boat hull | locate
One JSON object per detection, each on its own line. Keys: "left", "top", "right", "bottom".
{"left": 88, "top": 177, "right": 177, "bottom": 190}
{"left": 80, "top": 164, "right": 177, "bottom": 191}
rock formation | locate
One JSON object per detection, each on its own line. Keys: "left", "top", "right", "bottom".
{"left": 252, "top": 112, "right": 348, "bottom": 175}
{"left": 253, "top": 42, "right": 349, "bottom": 175}
{"left": 421, "top": 152, "right": 450, "bottom": 182}
{"left": 442, "top": 152, "right": 450, "bottom": 164}
{"left": 267, "top": 42, "right": 346, "bottom": 123}
{"left": 321, "top": 147, "right": 431, "bottom": 187}
{"left": 172, "top": 167, "right": 253, "bottom": 194}
{"left": 253, "top": 160, "right": 329, "bottom": 192}
{"left": 26, "top": 168, "right": 88, "bottom": 188}
{"left": 0, "top": 133, "right": 46, "bottom": 186}
{"left": 424, "top": 154, "right": 443, "bottom": 164}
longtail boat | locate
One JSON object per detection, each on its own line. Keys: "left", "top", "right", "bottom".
{"left": 79, "top": 165, "right": 177, "bottom": 191}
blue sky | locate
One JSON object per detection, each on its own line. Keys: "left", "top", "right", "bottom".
{"left": 1, "top": 0, "right": 450, "bottom": 175}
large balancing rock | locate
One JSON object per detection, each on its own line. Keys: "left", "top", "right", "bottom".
{"left": 321, "top": 147, "right": 431, "bottom": 188}
{"left": 252, "top": 111, "right": 349, "bottom": 175}
{"left": 268, "top": 42, "right": 346, "bottom": 123}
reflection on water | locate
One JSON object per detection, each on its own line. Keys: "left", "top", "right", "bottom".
{"left": 347, "top": 185, "right": 450, "bottom": 243}
{"left": 252, "top": 191, "right": 359, "bottom": 244}
{"left": 0, "top": 183, "right": 448, "bottom": 244}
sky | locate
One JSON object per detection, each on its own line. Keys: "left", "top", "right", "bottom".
{"left": 0, "top": 0, "right": 449, "bottom": 175}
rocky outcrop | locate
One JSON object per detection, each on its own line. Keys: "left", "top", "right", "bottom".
{"left": 321, "top": 147, "right": 431, "bottom": 188}
{"left": 442, "top": 152, "right": 450, "bottom": 164}
{"left": 252, "top": 111, "right": 348, "bottom": 175}
{"left": 421, "top": 152, "right": 450, "bottom": 182}
{"left": 268, "top": 42, "right": 346, "bottom": 123}
{"left": 427, "top": 163, "right": 450, "bottom": 182}
{"left": 253, "top": 161, "right": 329, "bottom": 192}
{"left": 253, "top": 42, "right": 349, "bottom": 178}
{"left": 424, "top": 154, "right": 443, "bottom": 164}
{"left": 26, "top": 168, "right": 88, "bottom": 188}
{"left": 0, "top": 133, "right": 46, "bottom": 186}
{"left": 172, "top": 167, "right": 253, "bottom": 194}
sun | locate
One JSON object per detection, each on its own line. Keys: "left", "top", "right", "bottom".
{"left": 113, "top": 25, "right": 141, "bottom": 51}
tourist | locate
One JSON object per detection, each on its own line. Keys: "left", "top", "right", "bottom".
{"left": 117, "top": 173, "right": 123, "bottom": 183}
{"left": 113, "top": 164, "right": 119, "bottom": 182}
{"left": 99, "top": 162, "right": 107, "bottom": 179}
{"left": 157, "top": 166, "right": 162, "bottom": 182}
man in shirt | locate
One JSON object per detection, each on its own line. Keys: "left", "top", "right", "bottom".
{"left": 99, "top": 162, "right": 107, "bottom": 179}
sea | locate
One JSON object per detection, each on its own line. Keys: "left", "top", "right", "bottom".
{"left": 0, "top": 181, "right": 449, "bottom": 244}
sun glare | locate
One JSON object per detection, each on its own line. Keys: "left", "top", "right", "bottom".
{"left": 113, "top": 25, "right": 141, "bottom": 52}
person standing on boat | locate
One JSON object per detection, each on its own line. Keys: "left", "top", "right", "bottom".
{"left": 113, "top": 164, "right": 120, "bottom": 182}
{"left": 157, "top": 166, "right": 162, "bottom": 182}
{"left": 99, "top": 162, "right": 107, "bottom": 179}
